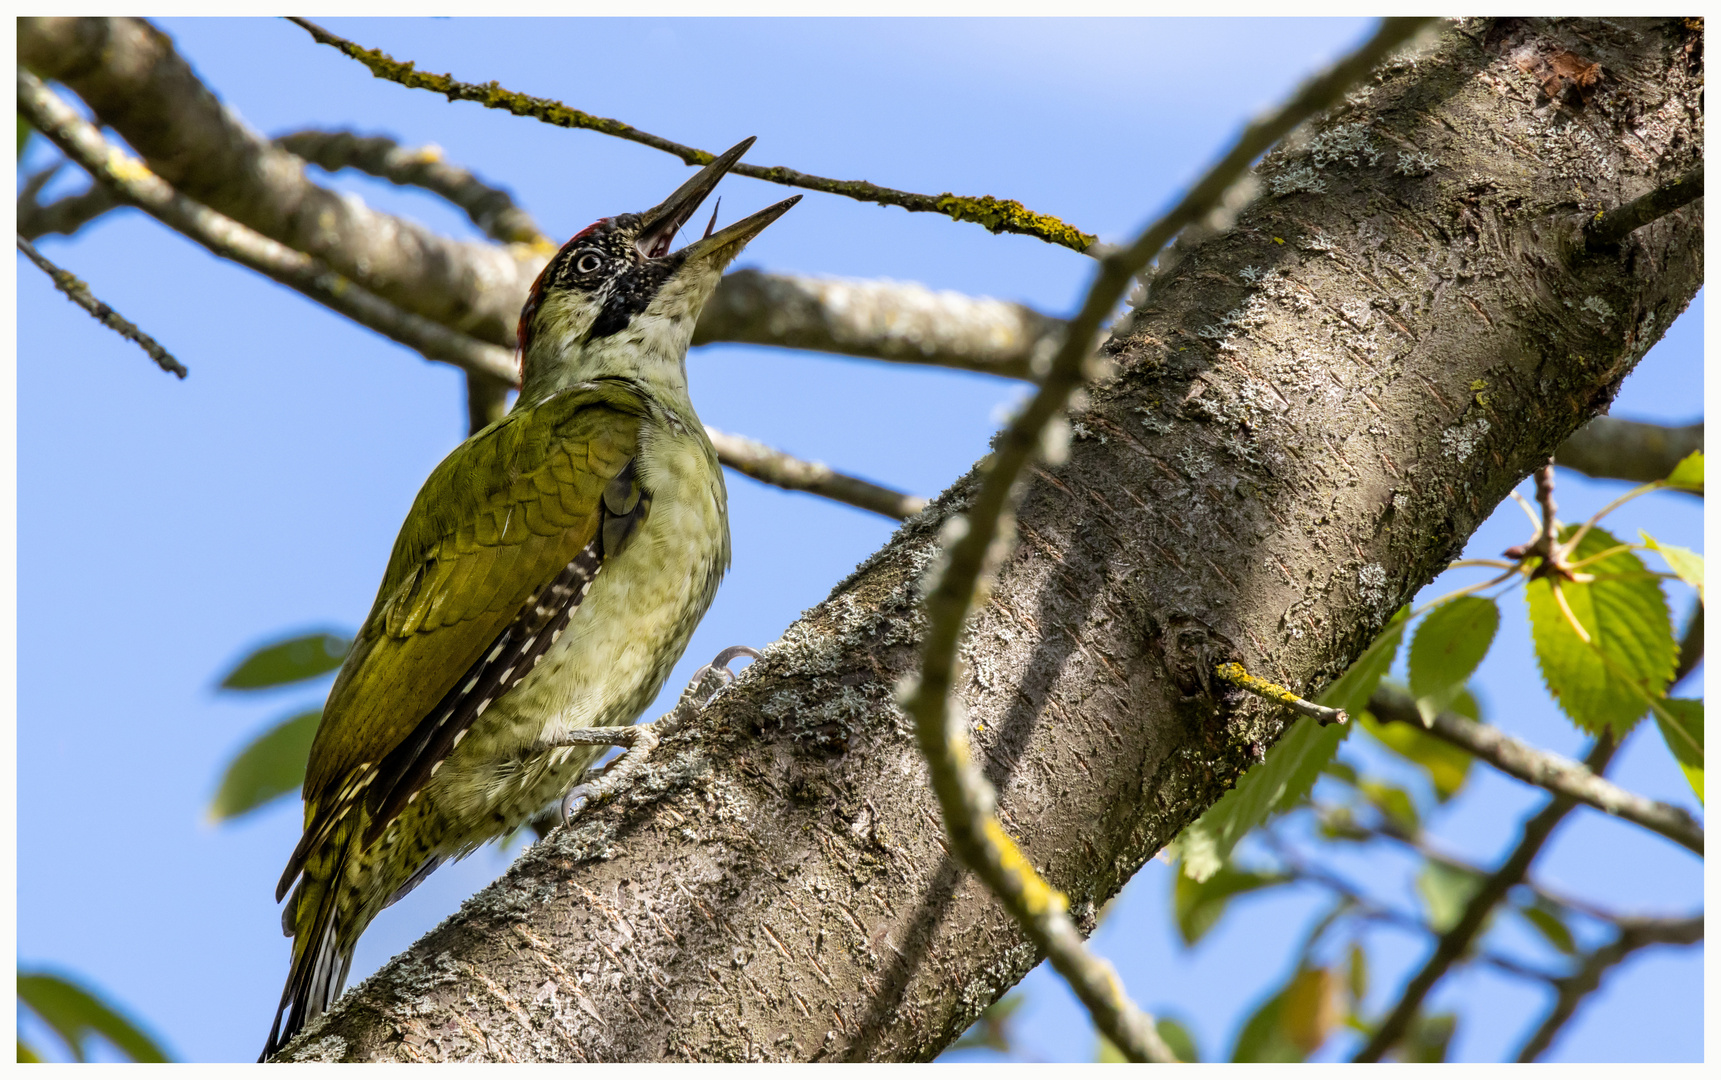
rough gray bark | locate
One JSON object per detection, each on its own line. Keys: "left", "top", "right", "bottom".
{"left": 250, "top": 18, "right": 1703, "bottom": 1062}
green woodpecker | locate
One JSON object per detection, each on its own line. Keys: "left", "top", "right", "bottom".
{"left": 263, "top": 138, "right": 797, "bottom": 1058}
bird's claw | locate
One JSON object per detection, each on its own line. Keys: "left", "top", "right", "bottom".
{"left": 557, "top": 644, "right": 760, "bottom": 826}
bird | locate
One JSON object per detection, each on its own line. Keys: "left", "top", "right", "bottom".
{"left": 262, "top": 137, "right": 798, "bottom": 1059}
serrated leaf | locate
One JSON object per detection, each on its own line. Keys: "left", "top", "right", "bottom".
{"left": 1527, "top": 526, "right": 1675, "bottom": 737}
{"left": 1641, "top": 532, "right": 1704, "bottom": 604}
{"left": 1664, "top": 449, "right": 1703, "bottom": 493}
{"left": 1416, "top": 861, "right": 1484, "bottom": 933}
{"left": 1173, "top": 864, "right": 1288, "bottom": 946}
{"left": 1359, "top": 780, "right": 1420, "bottom": 834}
{"left": 1518, "top": 902, "right": 1576, "bottom": 955}
{"left": 216, "top": 630, "right": 351, "bottom": 691}
{"left": 1655, "top": 697, "right": 1703, "bottom": 803}
{"left": 1408, "top": 597, "right": 1499, "bottom": 710}
{"left": 1360, "top": 707, "right": 1474, "bottom": 803}
{"left": 1174, "top": 716, "right": 1346, "bottom": 883}
{"left": 16, "top": 971, "right": 170, "bottom": 1063}
{"left": 208, "top": 709, "right": 320, "bottom": 821}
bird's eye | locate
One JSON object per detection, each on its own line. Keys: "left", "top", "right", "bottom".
{"left": 573, "top": 251, "right": 604, "bottom": 275}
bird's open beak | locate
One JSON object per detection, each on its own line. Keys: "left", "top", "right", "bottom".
{"left": 635, "top": 136, "right": 800, "bottom": 267}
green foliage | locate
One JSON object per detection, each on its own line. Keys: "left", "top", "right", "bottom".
{"left": 1359, "top": 700, "right": 1475, "bottom": 803}
{"left": 1391, "top": 1012, "right": 1457, "bottom": 1062}
{"left": 18, "top": 116, "right": 32, "bottom": 158}
{"left": 1416, "top": 860, "right": 1484, "bottom": 933}
{"left": 1097, "top": 1017, "right": 1200, "bottom": 1063}
{"left": 1516, "top": 897, "right": 1576, "bottom": 955}
{"left": 216, "top": 630, "right": 351, "bottom": 690}
{"left": 1358, "top": 780, "right": 1420, "bottom": 834}
{"left": 1173, "top": 609, "right": 1409, "bottom": 883}
{"left": 1231, "top": 966, "right": 1337, "bottom": 1062}
{"left": 209, "top": 708, "right": 320, "bottom": 820}
{"left": 1527, "top": 526, "right": 1675, "bottom": 737}
{"left": 1408, "top": 597, "right": 1499, "bottom": 714}
{"left": 1641, "top": 531, "right": 1704, "bottom": 604}
{"left": 16, "top": 970, "right": 170, "bottom": 1063}
{"left": 1663, "top": 449, "right": 1703, "bottom": 493}
{"left": 1173, "top": 864, "right": 1288, "bottom": 946}
{"left": 1654, "top": 697, "right": 1703, "bottom": 803}
{"left": 1345, "top": 942, "right": 1368, "bottom": 1003}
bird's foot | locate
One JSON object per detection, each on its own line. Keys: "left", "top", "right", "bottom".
{"left": 556, "top": 645, "right": 761, "bottom": 824}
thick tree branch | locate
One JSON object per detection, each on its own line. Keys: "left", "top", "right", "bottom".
{"left": 1513, "top": 913, "right": 1704, "bottom": 1062}
{"left": 17, "top": 235, "right": 186, "bottom": 377}
{"left": 1368, "top": 684, "right": 1702, "bottom": 855}
{"left": 275, "top": 128, "right": 548, "bottom": 247}
{"left": 705, "top": 428, "right": 927, "bottom": 521}
{"left": 17, "top": 70, "right": 525, "bottom": 383}
{"left": 287, "top": 18, "right": 1098, "bottom": 254}
{"left": 1555, "top": 416, "right": 1704, "bottom": 485}
{"left": 1354, "top": 738, "right": 1618, "bottom": 1061}
{"left": 693, "top": 269, "right": 1070, "bottom": 381}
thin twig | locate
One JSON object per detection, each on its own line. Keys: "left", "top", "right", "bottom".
{"left": 275, "top": 128, "right": 548, "bottom": 247}
{"left": 16, "top": 235, "right": 186, "bottom": 377}
{"left": 1353, "top": 736, "right": 1617, "bottom": 1061}
{"left": 1585, "top": 162, "right": 1704, "bottom": 250}
{"left": 287, "top": 17, "right": 1098, "bottom": 254}
{"left": 17, "top": 68, "right": 522, "bottom": 384}
{"left": 901, "top": 16, "right": 1431, "bottom": 1064}
{"left": 17, "top": 181, "right": 123, "bottom": 240}
{"left": 1513, "top": 913, "right": 1704, "bottom": 1061}
{"left": 1367, "top": 685, "right": 1702, "bottom": 855}
{"left": 705, "top": 428, "right": 927, "bottom": 521}
{"left": 1215, "top": 662, "right": 1348, "bottom": 725}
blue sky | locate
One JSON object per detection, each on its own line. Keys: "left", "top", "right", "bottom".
{"left": 16, "top": 18, "right": 1702, "bottom": 1062}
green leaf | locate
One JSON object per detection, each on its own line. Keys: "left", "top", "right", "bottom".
{"left": 1664, "top": 449, "right": 1703, "bottom": 493}
{"left": 1320, "top": 606, "right": 1412, "bottom": 715}
{"left": 1393, "top": 1012, "right": 1457, "bottom": 1062}
{"left": 1408, "top": 597, "right": 1499, "bottom": 712}
{"left": 216, "top": 630, "right": 351, "bottom": 691}
{"left": 1655, "top": 697, "right": 1703, "bottom": 803}
{"left": 208, "top": 709, "right": 320, "bottom": 821}
{"left": 1517, "top": 901, "right": 1577, "bottom": 955}
{"left": 1359, "top": 780, "right": 1420, "bottom": 834}
{"left": 1173, "top": 864, "right": 1288, "bottom": 946}
{"left": 18, "top": 1039, "right": 42, "bottom": 1063}
{"left": 1346, "top": 942, "right": 1368, "bottom": 1003}
{"left": 1416, "top": 861, "right": 1484, "bottom": 933}
{"left": 1171, "top": 610, "right": 1409, "bottom": 883}
{"left": 1641, "top": 532, "right": 1704, "bottom": 604}
{"left": 1527, "top": 525, "right": 1676, "bottom": 737}
{"left": 1155, "top": 1017, "right": 1200, "bottom": 1064}
{"left": 18, "top": 117, "right": 33, "bottom": 158}
{"left": 1231, "top": 967, "right": 1336, "bottom": 1062}
{"left": 16, "top": 970, "right": 170, "bottom": 1063}
{"left": 1359, "top": 705, "right": 1474, "bottom": 803}
{"left": 1230, "top": 978, "right": 1303, "bottom": 1063}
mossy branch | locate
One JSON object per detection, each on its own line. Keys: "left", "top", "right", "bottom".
{"left": 17, "top": 234, "right": 186, "bottom": 377}
{"left": 287, "top": 17, "right": 1097, "bottom": 253}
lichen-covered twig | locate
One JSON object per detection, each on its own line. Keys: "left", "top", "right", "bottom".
{"left": 1586, "top": 162, "right": 1704, "bottom": 250}
{"left": 1513, "top": 913, "right": 1704, "bottom": 1062}
{"left": 901, "top": 16, "right": 1431, "bottom": 1064}
{"left": 1353, "top": 736, "right": 1617, "bottom": 1061}
{"left": 705, "top": 428, "right": 927, "bottom": 521}
{"left": 17, "top": 234, "right": 187, "bottom": 378}
{"left": 693, "top": 268, "right": 1071, "bottom": 381}
{"left": 1368, "top": 684, "right": 1702, "bottom": 855}
{"left": 274, "top": 128, "right": 548, "bottom": 247}
{"left": 1215, "top": 661, "right": 1348, "bottom": 726}
{"left": 18, "top": 68, "right": 523, "bottom": 384}
{"left": 287, "top": 17, "right": 1098, "bottom": 254}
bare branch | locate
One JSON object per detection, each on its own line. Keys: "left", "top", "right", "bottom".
{"left": 275, "top": 128, "right": 548, "bottom": 247}
{"left": 1585, "top": 162, "right": 1704, "bottom": 250}
{"left": 464, "top": 371, "right": 512, "bottom": 438}
{"left": 18, "top": 181, "right": 123, "bottom": 240}
{"left": 1368, "top": 684, "right": 1702, "bottom": 855}
{"left": 1514, "top": 913, "right": 1704, "bottom": 1062}
{"left": 902, "top": 15, "right": 1432, "bottom": 1065}
{"left": 705, "top": 428, "right": 927, "bottom": 521}
{"left": 19, "top": 16, "right": 540, "bottom": 346}
{"left": 287, "top": 17, "right": 1099, "bottom": 254}
{"left": 1354, "top": 737, "right": 1618, "bottom": 1061}
{"left": 694, "top": 269, "right": 1068, "bottom": 381}
{"left": 18, "top": 69, "right": 523, "bottom": 383}
{"left": 1555, "top": 416, "right": 1704, "bottom": 486}
{"left": 17, "top": 234, "right": 186, "bottom": 377}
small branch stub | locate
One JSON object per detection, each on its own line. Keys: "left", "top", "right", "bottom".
{"left": 1215, "top": 662, "right": 1348, "bottom": 726}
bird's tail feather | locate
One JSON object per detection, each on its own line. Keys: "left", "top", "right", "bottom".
{"left": 261, "top": 833, "right": 357, "bottom": 1061}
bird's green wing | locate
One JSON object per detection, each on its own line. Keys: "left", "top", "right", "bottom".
{"left": 285, "top": 381, "right": 648, "bottom": 888}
